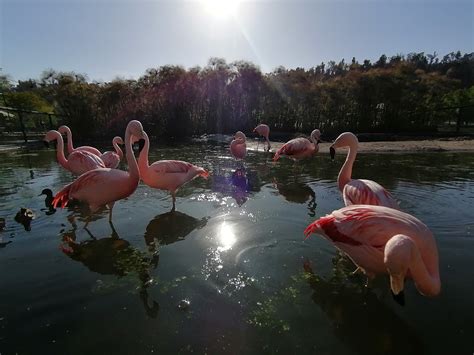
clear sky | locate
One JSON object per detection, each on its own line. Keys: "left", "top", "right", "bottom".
{"left": 1, "top": 0, "right": 473, "bottom": 82}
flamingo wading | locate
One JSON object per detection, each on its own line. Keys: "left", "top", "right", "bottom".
{"left": 230, "top": 131, "right": 247, "bottom": 160}
{"left": 330, "top": 132, "right": 400, "bottom": 209}
{"left": 273, "top": 129, "right": 321, "bottom": 161}
{"left": 101, "top": 136, "right": 124, "bottom": 169}
{"left": 253, "top": 124, "right": 271, "bottom": 152}
{"left": 58, "top": 125, "right": 102, "bottom": 157}
{"left": 137, "top": 131, "right": 209, "bottom": 211}
{"left": 52, "top": 120, "right": 146, "bottom": 223}
{"left": 304, "top": 205, "right": 441, "bottom": 304}
{"left": 44, "top": 130, "right": 105, "bottom": 175}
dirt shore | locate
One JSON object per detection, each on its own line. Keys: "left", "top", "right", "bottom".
{"left": 247, "top": 138, "right": 474, "bottom": 153}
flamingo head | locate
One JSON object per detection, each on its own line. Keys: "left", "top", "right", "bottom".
{"left": 332, "top": 132, "right": 358, "bottom": 149}
{"left": 234, "top": 131, "right": 246, "bottom": 141}
{"left": 127, "top": 120, "right": 145, "bottom": 139}
{"left": 43, "top": 130, "right": 60, "bottom": 145}
{"left": 310, "top": 129, "right": 321, "bottom": 143}
{"left": 384, "top": 234, "right": 415, "bottom": 306}
{"left": 58, "top": 125, "right": 71, "bottom": 135}
{"left": 113, "top": 136, "right": 124, "bottom": 145}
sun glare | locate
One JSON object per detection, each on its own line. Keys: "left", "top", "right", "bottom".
{"left": 201, "top": 0, "right": 240, "bottom": 19}
{"left": 217, "top": 222, "right": 237, "bottom": 251}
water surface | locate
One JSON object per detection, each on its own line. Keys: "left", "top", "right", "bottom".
{"left": 1, "top": 141, "right": 473, "bottom": 354}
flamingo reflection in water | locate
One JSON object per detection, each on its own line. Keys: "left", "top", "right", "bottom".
{"left": 60, "top": 221, "right": 159, "bottom": 318}
{"left": 212, "top": 167, "right": 257, "bottom": 206}
{"left": 303, "top": 258, "right": 424, "bottom": 353}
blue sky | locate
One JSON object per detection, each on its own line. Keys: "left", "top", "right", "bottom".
{"left": 1, "top": 0, "right": 473, "bottom": 82}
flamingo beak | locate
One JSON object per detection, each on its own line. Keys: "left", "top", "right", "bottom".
{"left": 390, "top": 274, "right": 406, "bottom": 306}
{"left": 43, "top": 140, "right": 50, "bottom": 148}
{"left": 330, "top": 146, "right": 335, "bottom": 160}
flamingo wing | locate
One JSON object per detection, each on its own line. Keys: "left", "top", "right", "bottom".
{"left": 101, "top": 151, "right": 120, "bottom": 169}
{"left": 150, "top": 160, "right": 194, "bottom": 174}
{"left": 344, "top": 179, "right": 400, "bottom": 210}
{"left": 68, "top": 151, "right": 105, "bottom": 174}
{"left": 273, "top": 138, "right": 310, "bottom": 160}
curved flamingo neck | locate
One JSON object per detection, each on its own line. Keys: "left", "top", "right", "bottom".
{"left": 124, "top": 129, "right": 140, "bottom": 181}
{"left": 138, "top": 132, "right": 150, "bottom": 171}
{"left": 337, "top": 137, "right": 358, "bottom": 192}
{"left": 63, "top": 126, "right": 75, "bottom": 154}
{"left": 410, "top": 245, "right": 440, "bottom": 296}
{"left": 113, "top": 138, "right": 124, "bottom": 159}
{"left": 52, "top": 131, "right": 68, "bottom": 168}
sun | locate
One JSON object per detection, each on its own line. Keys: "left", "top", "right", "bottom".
{"left": 201, "top": 0, "right": 240, "bottom": 19}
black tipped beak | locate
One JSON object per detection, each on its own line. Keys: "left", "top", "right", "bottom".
{"left": 391, "top": 290, "right": 405, "bottom": 306}
{"left": 43, "top": 141, "right": 50, "bottom": 148}
{"left": 138, "top": 139, "right": 145, "bottom": 153}
{"left": 330, "top": 146, "right": 335, "bottom": 161}
{"left": 38, "top": 193, "right": 43, "bottom": 196}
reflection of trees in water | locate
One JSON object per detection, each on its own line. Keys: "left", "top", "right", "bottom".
{"left": 273, "top": 177, "right": 317, "bottom": 217}
{"left": 303, "top": 253, "right": 424, "bottom": 354}
{"left": 144, "top": 210, "right": 208, "bottom": 252}
{"left": 60, "top": 221, "right": 159, "bottom": 318}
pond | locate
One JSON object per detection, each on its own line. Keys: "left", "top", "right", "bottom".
{"left": 0, "top": 141, "right": 473, "bottom": 354}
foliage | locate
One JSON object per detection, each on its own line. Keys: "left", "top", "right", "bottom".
{"left": 2, "top": 51, "right": 473, "bottom": 139}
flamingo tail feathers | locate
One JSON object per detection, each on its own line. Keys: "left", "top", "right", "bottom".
{"left": 52, "top": 185, "right": 71, "bottom": 208}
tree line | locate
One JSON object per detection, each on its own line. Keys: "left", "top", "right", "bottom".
{"left": 1, "top": 51, "right": 473, "bottom": 140}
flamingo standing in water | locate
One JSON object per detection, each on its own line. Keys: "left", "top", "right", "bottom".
{"left": 100, "top": 136, "right": 124, "bottom": 169}
{"left": 273, "top": 129, "right": 321, "bottom": 161}
{"left": 44, "top": 130, "right": 106, "bottom": 175}
{"left": 304, "top": 205, "right": 441, "bottom": 304}
{"left": 330, "top": 132, "right": 399, "bottom": 209}
{"left": 230, "top": 131, "right": 247, "bottom": 160}
{"left": 137, "top": 131, "right": 209, "bottom": 211}
{"left": 58, "top": 125, "right": 102, "bottom": 157}
{"left": 52, "top": 120, "right": 146, "bottom": 223}
{"left": 253, "top": 124, "right": 271, "bottom": 152}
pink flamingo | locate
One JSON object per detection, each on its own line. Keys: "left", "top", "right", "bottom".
{"left": 137, "top": 131, "right": 209, "bottom": 211}
{"left": 52, "top": 120, "right": 146, "bottom": 223}
{"left": 100, "top": 136, "right": 124, "bottom": 169}
{"left": 330, "top": 132, "right": 400, "bottom": 209}
{"left": 230, "top": 131, "right": 247, "bottom": 160}
{"left": 44, "top": 130, "right": 105, "bottom": 175}
{"left": 304, "top": 205, "right": 441, "bottom": 304}
{"left": 58, "top": 125, "right": 102, "bottom": 157}
{"left": 273, "top": 129, "right": 321, "bottom": 161}
{"left": 253, "top": 124, "right": 271, "bottom": 152}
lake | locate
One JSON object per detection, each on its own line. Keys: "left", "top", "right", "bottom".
{"left": 1, "top": 140, "right": 473, "bottom": 354}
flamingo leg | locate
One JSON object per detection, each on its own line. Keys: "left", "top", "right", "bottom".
{"left": 171, "top": 192, "right": 176, "bottom": 212}
{"left": 109, "top": 220, "right": 119, "bottom": 239}
{"left": 107, "top": 202, "right": 115, "bottom": 222}
{"left": 352, "top": 266, "right": 361, "bottom": 275}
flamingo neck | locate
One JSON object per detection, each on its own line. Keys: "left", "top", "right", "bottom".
{"left": 64, "top": 127, "right": 75, "bottom": 154}
{"left": 124, "top": 129, "right": 140, "bottom": 181}
{"left": 138, "top": 132, "right": 150, "bottom": 171}
{"left": 53, "top": 132, "right": 68, "bottom": 168}
{"left": 113, "top": 139, "right": 124, "bottom": 159}
{"left": 409, "top": 245, "right": 441, "bottom": 296}
{"left": 337, "top": 139, "right": 357, "bottom": 192}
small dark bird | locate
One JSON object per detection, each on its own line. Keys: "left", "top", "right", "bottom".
{"left": 14, "top": 208, "right": 35, "bottom": 231}
{"left": 39, "top": 188, "right": 56, "bottom": 215}
{"left": 39, "top": 189, "right": 54, "bottom": 208}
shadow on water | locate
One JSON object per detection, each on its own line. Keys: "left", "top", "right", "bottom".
{"left": 60, "top": 221, "right": 160, "bottom": 318}
{"left": 272, "top": 177, "right": 317, "bottom": 217}
{"left": 144, "top": 210, "right": 209, "bottom": 252}
{"left": 303, "top": 254, "right": 424, "bottom": 354}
